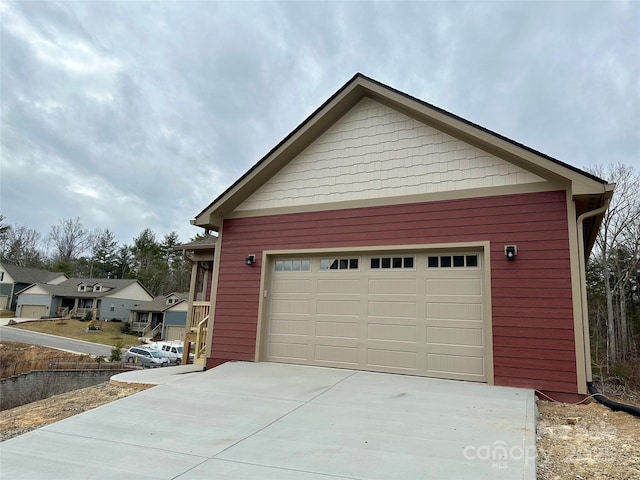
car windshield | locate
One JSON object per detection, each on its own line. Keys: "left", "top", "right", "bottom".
{"left": 176, "top": 347, "right": 183, "bottom": 353}
{"left": 150, "top": 351, "right": 163, "bottom": 358}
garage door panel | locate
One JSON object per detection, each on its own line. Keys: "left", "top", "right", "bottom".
{"left": 315, "top": 321, "right": 359, "bottom": 339}
{"left": 426, "top": 303, "right": 483, "bottom": 322}
{"left": 368, "top": 278, "right": 417, "bottom": 295}
{"left": 367, "top": 348, "right": 417, "bottom": 371}
{"left": 368, "top": 323, "right": 417, "bottom": 343}
{"left": 272, "top": 278, "right": 311, "bottom": 294}
{"left": 267, "top": 341, "right": 309, "bottom": 361}
{"left": 427, "top": 354, "right": 485, "bottom": 377}
{"left": 269, "top": 318, "right": 310, "bottom": 336}
{"left": 314, "top": 345, "right": 358, "bottom": 365}
{"left": 317, "top": 299, "right": 360, "bottom": 316}
{"left": 426, "top": 278, "right": 482, "bottom": 296}
{"left": 317, "top": 279, "right": 360, "bottom": 294}
{"left": 266, "top": 251, "right": 487, "bottom": 382}
{"left": 270, "top": 298, "right": 310, "bottom": 315}
{"left": 426, "top": 326, "right": 484, "bottom": 347}
{"left": 368, "top": 300, "right": 417, "bottom": 319}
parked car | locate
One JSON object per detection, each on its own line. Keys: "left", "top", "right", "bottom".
{"left": 149, "top": 341, "right": 194, "bottom": 365}
{"left": 125, "top": 346, "right": 169, "bottom": 368}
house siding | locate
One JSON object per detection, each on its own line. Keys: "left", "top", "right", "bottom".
{"left": 209, "top": 189, "right": 578, "bottom": 393}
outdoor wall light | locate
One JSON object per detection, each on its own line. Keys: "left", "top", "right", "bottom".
{"left": 504, "top": 245, "right": 517, "bottom": 260}
{"left": 246, "top": 255, "right": 256, "bottom": 266}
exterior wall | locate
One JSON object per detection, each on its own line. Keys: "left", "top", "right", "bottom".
{"left": 0, "top": 284, "right": 12, "bottom": 309}
{"left": 15, "top": 293, "right": 52, "bottom": 317}
{"left": 163, "top": 311, "right": 187, "bottom": 339}
{"left": 100, "top": 298, "right": 145, "bottom": 321}
{"left": 108, "top": 283, "right": 153, "bottom": 302}
{"left": 237, "top": 98, "right": 545, "bottom": 213}
{"left": 210, "top": 190, "right": 579, "bottom": 394}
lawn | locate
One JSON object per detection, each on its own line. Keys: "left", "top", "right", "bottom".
{"left": 11, "top": 319, "right": 143, "bottom": 348}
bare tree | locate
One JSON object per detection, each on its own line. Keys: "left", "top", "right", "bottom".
{"left": 0, "top": 224, "right": 44, "bottom": 267}
{"left": 590, "top": 163, "right": 640, "bottom": 367}
{"left": 48, "top": 217, "right": 90, "bottom": 263}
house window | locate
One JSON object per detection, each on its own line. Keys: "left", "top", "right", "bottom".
{"left": 274, "top": 259, "right": 311, "bottom": 272}
{"left": 427, "top": 255, "right": 479, "bottom": 268}
{"left": 110, "top": 303, "right": 115, "bottom": 312}
{"left": 0, "top": 272, "right": 4, "bottom": 281}
{"left": 93, "top": 285, "right": 102, "bottom": 292}
{"left": 78, "top": 284, "right": 86, "bottom": 292}
{"left": 370, "top": 256, "right": 414, "bottom": 269}
{"left": 320, "top": 258, "right": 359, "bottom": 270}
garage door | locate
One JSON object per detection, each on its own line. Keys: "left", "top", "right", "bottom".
{"left": 165, "top": 326, "right": 185, "bottom": 342}
{"left": 264, "top": 251, "right": 487, "bottom": 382}
{"left": 20, "top": 305, "right": 47, "bottom": 318}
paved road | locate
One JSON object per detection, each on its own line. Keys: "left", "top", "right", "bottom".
{"left": 0, "top": 326, "right": 114, "bottom": 357}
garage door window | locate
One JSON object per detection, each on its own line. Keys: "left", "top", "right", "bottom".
{"left": 320, "top": 258, "right": 359, "bottom": 270}
{"left": 370, "top": 256, "right": 414, "bottom": 269}
{"left": 428, "top": 255, "right": 479, "bottom": 268}
{"left": 275, "top": 259, "right": 311, "bottom": 272}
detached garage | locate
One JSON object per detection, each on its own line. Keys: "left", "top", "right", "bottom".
{"left": 193, "top": 74, "right": 613, "bottom": 398}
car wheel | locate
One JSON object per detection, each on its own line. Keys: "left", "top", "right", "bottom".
{"left": 127, "top": 357, "right": 134, "bottom": 363}
{"left": 176, "top": 359, "right": 181, "bottom": 365}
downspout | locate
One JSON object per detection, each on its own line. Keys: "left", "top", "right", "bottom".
{"left": 576, "top": 198, "right": 610, "bottom": 386}
{"left": 575, "top": 193, "right": 640, "bottom": 416}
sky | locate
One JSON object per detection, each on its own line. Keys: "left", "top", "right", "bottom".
{"left": 1, "top": 1, "right": 639, "bottom": 248}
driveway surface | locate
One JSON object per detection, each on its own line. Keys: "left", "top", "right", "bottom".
{"left": 0, "top": 362, "right": 536, "bottom": 479}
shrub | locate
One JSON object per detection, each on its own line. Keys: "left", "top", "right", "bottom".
{"left": 82, "top": 311, "right": 93, "bottom": 322}
{"left": 110, "top": 341, "right": 124, "bottom": 362}
{"left": 120, "top": 322, "right": 131, "bottom": 334}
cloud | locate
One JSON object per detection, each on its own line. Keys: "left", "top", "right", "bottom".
{"left": 1, "top": 0, "right": 638, "bottom": 247}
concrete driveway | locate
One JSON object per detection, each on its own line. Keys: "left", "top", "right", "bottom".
{"left": 0, "top": 362, "right": 536, "bottom": 479}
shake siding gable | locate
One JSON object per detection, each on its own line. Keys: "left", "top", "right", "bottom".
{"left": 210, "top": 189, "right": 578, "bottom": 393}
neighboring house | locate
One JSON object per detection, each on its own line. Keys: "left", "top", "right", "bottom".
{"left": 0, "top": 263, "right": 68, "bottom": 311}
{"left": 15, "top": 278, "right": 154, "bottom": 320}
{"left": 191, "top": 74, "right": 614, "bottom": 399}
{"left": 128, "top": 292, "right": 188, "bottom": 341}
{"left": 173, "top": 236, "right": 216, "bottom": 363}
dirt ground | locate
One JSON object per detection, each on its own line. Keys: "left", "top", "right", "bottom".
{"left": 1, "top": 342, "right": 638, "bottom": 478}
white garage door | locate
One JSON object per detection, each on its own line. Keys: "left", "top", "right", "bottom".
{"left": 264, "top": 251, "right": 487, "bottom": 382}
{"left": 20, "top": 305, "right": 47, "bottom": 318}
{"left": 165, "top": 326, "right": 185, "bottom": 342}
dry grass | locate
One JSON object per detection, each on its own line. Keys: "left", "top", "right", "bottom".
{"left": 11, "top": 319, "right": 141, "bottom": 348}
{"left": 0, "top": 342, "right": 89, "bottom": 378}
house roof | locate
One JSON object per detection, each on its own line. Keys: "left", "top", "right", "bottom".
{"left": 129, "top": 293, "right": 187, "bottom": 313}
{"left": 193, "top": 73, "right": 614, "bottom": 241}
{"left": 1, "top": 263, "right": 68, "bottom": 284}
{"left": 174, "top": 235, "right": 217, "bottom": 251}
{"left": 20, "top": 278, "right": 149, "bottom": 299}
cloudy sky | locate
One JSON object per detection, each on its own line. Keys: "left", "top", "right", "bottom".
{"left": 1, "top": 1, "right": 639, "bottom": 247}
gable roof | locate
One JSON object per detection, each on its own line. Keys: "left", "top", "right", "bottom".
{"left": 129, "top": 293, "right": 188, "bottom": 313}
{"left": 193, "top": 73, "right": 614, "bottom": 235}
{"left": 1, "top": 263, "right": 68, "bottom": 284}
{"left": 20, "top": 278, "right": 151, "bottom": 299}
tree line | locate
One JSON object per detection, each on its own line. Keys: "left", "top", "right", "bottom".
{"left": 0, "top": 216, "right": 196, "bottom": 297}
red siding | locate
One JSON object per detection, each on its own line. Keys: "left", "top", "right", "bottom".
{"left": 209, "top": 190, "right": 579, "bottom": 393}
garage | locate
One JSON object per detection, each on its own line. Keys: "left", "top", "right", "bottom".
{"left": 19, "top": 304, "right": 47, "bottom": 318}
{"left": 264, "top": 250, "right": 489, "bottom": 382}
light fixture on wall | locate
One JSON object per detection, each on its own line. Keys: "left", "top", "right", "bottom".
{"left": 504, "top": 245, "right": 517, "bottom": 260}
{"left": 246, "top": 255, "right": 256, "bottom": 266}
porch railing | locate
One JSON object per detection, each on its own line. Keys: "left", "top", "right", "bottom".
{"left": 189, "top": 302, "right": 210, "bottom": 331}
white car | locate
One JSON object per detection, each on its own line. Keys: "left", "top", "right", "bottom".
{"left": 149, "top": 342, "right": 193, "bottom": 365}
